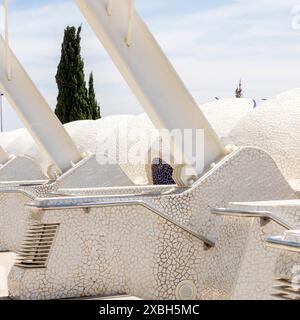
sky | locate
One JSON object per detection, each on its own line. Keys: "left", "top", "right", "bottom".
{"left": 1, "top": 0, "right": 300, "bottom": 131}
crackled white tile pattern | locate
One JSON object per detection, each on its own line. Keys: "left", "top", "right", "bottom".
{"left": 9, "top": 206, "right": 209, "bottom": 300}
{"left": 230, "top": 88, "right": 300, "bottom": 181}
{"left": 0, "top": 154, "right": 133, "bottom": 252}
{"left": 0, "top": 156, "right": 46, "bottom": 181}
{"left": 275, "top": 250, "right": 300, "bottom": 284}
{"left": 8, "top": 147, "right": 297, "bottom": 300}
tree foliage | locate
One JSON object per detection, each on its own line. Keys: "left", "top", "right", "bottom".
{"left": 55, "top": 26, "right": 100, "bottom": 124}
{"left": 88, "top": 72, "right": 101, "bottom": 120}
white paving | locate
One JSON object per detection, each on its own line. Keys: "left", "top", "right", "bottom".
{"left": 0, "top": 252, "right": 16, "bottom": 298}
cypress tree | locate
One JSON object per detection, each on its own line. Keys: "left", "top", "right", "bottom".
{"left": 55, "top": 26, "right": 90, "bottom": 124}
{"left": 88, "top": 72, "right": 101, "bottom": 120}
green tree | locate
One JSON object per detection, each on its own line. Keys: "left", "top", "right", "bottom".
{"left": 88, "top": 72, "right": 101, "bottom": 120}
{"left": 55, "top": 26, "right": 90, "bottom": 124}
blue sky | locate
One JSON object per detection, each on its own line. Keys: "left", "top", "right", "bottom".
{"left": 1, "top": 0, "right": 300, "bottom": 130}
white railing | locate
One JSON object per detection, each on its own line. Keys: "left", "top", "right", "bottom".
{"left": 211, "top": 208, "right": 293, "bottom": 230}
{"left": 27, "top": 198, "right": 215, "bottom": 248}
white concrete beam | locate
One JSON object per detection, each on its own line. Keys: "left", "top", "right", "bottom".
{"left": 75, "top": 0, "right": 225, "bottom": 184}
{"left": 0, "top": 36, "right": 83, "bottom": 174}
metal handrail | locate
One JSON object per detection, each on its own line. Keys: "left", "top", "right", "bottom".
{"left": 211, "top": 208, "right": 293, "bottom": 230}
{"left": 0, "top": 180, "right": 48, "bottom": 186}
{"left": 49, "top": 187, "right": 179, "bottom": 199}
{"left": 27, "top": 199, "right": 215, "bottom": 248}
{"left": 266, "top": 236, "right": 300, "bottom": 253}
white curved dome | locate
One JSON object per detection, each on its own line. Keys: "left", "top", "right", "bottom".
{"left": 201, "top": 98, "right": 255, "bottom": 140}
{"left": 230, "top": 88, "right": 300, "bottom": 181}
{"left": 0, "top": 114, "right": 157, "bottom": 184}
{"left": 0, "top": 98, "right": 256, "bottom": 183}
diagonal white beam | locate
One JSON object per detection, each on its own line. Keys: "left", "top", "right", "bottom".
{"left": 75, "top": 0, "right": 225, "bottom": 183}
{"left": 0, "top": 35, "right": 83, "bottom": 174}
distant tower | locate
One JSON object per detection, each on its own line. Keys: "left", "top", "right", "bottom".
{"left": 235, "top": 79, "right": 243, "bottom": 98}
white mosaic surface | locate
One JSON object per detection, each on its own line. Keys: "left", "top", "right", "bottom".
{"left": 0, "top": 115, "right": 157, "bottom": 185}
{"left": 236, "top": 201, "right": 300, "bottom": 291}
{"left": 230, "top": 88, "right": 300, "bottom": 181}
{"left": 274, "top": 250, "right": 300, "bottom": 282}
{"left": 0, "top": 156, "right": 46, "bottom": 181}
{"left": 8, "top": 147, "right": 297, "bottom": 300}
{"left": 0, "top": 154, "right": 133, "bottom": 252}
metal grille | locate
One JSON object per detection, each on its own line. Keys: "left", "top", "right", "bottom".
{"left": 272, "top": 279, "right": 300, "bottom": 300}
{"left": 15, "top": 223, "right": 59, "bottom": 269}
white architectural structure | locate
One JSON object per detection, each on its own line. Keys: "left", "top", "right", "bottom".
{"left": 7, "top": 147, "right": 298, "bottom": 300}
{"left": 0, "top": 97, "right": 255, "bottom": 185}
{"left": 1, "top": 0, "right": 300, "bottom": 301}
{"left": 0, "top": 115, "right": 157, "bottom": 184}
{"left": 0, "top": 132, "right": 46, "bottom": 181}
{"left": 0, "top": 145, "right": 9, "bottom": 163}
{"left": 1, "top": 0, "right": 84, "bottom": 173}
{"left": 0, "top": 1, "right": 46, "bottom": 181}
{"left": 230, "top": 88, "right": 300, "bottom": 182}
{"left": 0, "top": 1, "right": 133, "bottom": 185}
{"left": 267, "top": 227, "right": 300, "bottom": 300}
{"left": 75, "top": 0, "right": 226, "bottom": 186}
{"left": 0, "top": 34, "right": 83, "bottom": 175}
